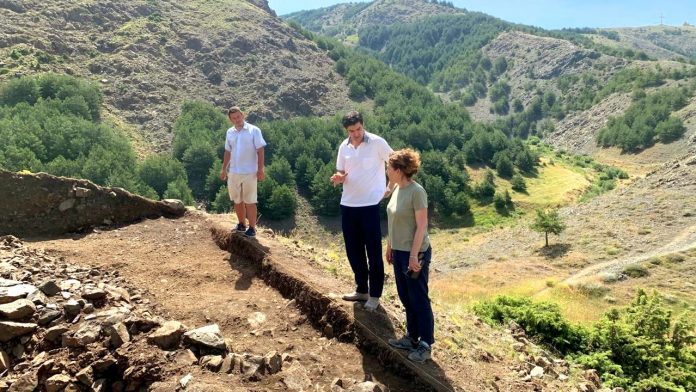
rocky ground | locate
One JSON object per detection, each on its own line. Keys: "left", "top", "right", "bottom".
{"left": 0, "top": 209, "right": 621, "bottom": 391}
{"left": 0, "top": 230, "right": 410, "bottom": 391}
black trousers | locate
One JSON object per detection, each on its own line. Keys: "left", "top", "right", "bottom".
{"left": 340, "top": 204, "right": 384, "bottom": 298}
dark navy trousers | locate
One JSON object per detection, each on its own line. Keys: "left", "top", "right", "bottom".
{"left": 340, "top": 204, "right": 384, "bottom": 298}
{"left": 392, "top": 247, "right": 434, "bottom": 345}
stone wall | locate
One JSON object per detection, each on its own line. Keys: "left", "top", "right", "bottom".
{"left": 0, "top": 170, "right": 185, "bottom": 237}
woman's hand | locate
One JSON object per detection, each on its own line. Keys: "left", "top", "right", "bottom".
{"left": 408, "top": 255, "right": 421, "bottom": 272}
{"left": 386, "top": 244, "right": 393, "bottom": 265}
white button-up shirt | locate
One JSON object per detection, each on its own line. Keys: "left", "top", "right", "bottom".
{"left": 224, "top": 122, "right": 267, "bottom": 174}
{"left": 336, "top": 131, "right": 393, "bottom": 207}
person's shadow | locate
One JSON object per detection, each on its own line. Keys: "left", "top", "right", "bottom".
{"left": 352, "top": 301, "right": 456, "bottom": 391}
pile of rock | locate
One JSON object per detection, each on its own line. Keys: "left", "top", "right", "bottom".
{"left": 0, "top": 235, "right": 298, "bottom": 391}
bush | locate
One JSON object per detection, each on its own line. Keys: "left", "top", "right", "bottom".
{"left": 622, "top": 264, "right": 649, "bottom": 278}
{"left": 163, "top": 178, "right": 195, "bottom": 205}
{"left": 511, "top": 173, "right": 527, "bottom": 192}
{"left": 476, "top": 291, "right": 696, "bottom": 391}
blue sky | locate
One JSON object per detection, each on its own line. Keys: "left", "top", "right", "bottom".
{"left": 268, "top": 0, "right": 695, "bottom": 29}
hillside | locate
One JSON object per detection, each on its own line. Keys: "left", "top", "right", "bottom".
{"left": 284, "top": 0, "right": 462, "bottom": 40}
{"left": 0, "top": 0, "right": 352, "bottom": 151}
{"left": 587, "top": 25, "right": 696, "bottom": 60}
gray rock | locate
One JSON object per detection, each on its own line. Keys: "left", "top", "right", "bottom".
{"left": 45, "top": 374, "right": 71, "bottom": 392}
{"left": 0, "top": 321, "right": 37, "bottom": 342}
{"left": 219, "top": 355, "right": 233, "bottom": 374}
{"left": 200, "top": 355, "right": 223, "bottom": 372}
{"left": 27, "top": 290, "right": 49, "bottom": 306}
{"left": 183, "top": 324, "right": 225, "bottom": 350}
{"left": 172, "top": 349, "right": 198, "bottom": 366}
{"left": 59, "top": 198, "right": 76, "bottom": 212}
{"left": 179, "top": 374, "right": 192, "bottom": 389}
{"left": 0, "top": 299, "right": 36, "bottom": 320}
{"left": 530, "top": 366, "right": 545, "bottom": 378}
{"left": 38, "top": 281, "right": 61, "bottom": 297}
{"left": 74, "top": 187, "right": 91, "bottom": 198}
{"left": 105, "top": 322, "right": 130, "bottom": 348}
{"left": 81, "top": 285, "right": 107, "bottom": 301}
{"left": 281, "top": 361, "right": 311, "bottom": 390}
{"left": 63, "top": 299, "right": 82, "bottom": 318}
{"left": 348, "top": 381, "right": 387, "bottom": 392}
{"left": 76, "top": 366, "right": 94, "bottom": 386}
{"left": 62, "top": 322, "right": 100, "bottom": 347}
{"left": 148, "top": 320, "right": 184, "bottom": 349}
{"left": 59, "top": 279, "right": 81, "bottom": 292}
{"left": 44, "top": 325, "right": 70, "bottom": 343}
{"left": 264, "top": 350, "right": 282, "bottom": 374}
{"left": 0, "top": 283, "right": 38, "bottom": 304}
{"left": 7, "top": 369, "right": 38, "bottom": 392}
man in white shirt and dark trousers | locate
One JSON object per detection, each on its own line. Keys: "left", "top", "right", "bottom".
{"left": 220, "top": 106, "right": 267, "bottom": 237}
{"left": 331, "top": 111, "right": 393, "bottom": 311}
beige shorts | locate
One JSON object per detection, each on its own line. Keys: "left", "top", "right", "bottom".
{"left": 227, "top": 173, "right": 258, "bottom": 204}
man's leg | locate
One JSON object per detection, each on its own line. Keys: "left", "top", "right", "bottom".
{"left": 234, "top": 202, "right": 247, "bottom": 226}
{"left": 247, "top": 204, "right": 258, "bottom": 228}
{"left": 228, "top": 175, "right": 246, "bottom": 228}
{"left": 341, "top": 205, "right": 369, "bottom": 296}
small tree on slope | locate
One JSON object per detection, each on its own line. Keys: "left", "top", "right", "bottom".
{"left": 531, "top": 209, "right": 566, "bottom": 247}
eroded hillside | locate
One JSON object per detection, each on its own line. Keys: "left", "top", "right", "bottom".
{"left": 0, "top": 0, "right": 352, "bottom": 151}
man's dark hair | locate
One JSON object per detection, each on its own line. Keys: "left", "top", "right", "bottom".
{"left": 342, "top": 110, "right": 363, "bottom": 128}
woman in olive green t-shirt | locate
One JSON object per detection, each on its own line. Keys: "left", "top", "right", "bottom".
{"left": 385, "top": 148, "right": 434, "bottom": 364}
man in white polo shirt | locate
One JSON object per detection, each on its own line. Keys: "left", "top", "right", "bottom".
{"left": 219, "top": 106, "right": 266, "bottom": 237}
{"left": 331, "top": 110, "right": 393, "bottom": 311}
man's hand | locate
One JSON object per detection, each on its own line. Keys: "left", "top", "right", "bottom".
{"left": 386, "top": 244, "right": 393, "bottom": 265}
{"left": 257, "top": 169, "right": 265, "bottom": 181}
{"left": 220, "top": 170, "right": 227, "bottom": 181}
{"left": 330, "top": 172, "right": 347, "bottom": 186}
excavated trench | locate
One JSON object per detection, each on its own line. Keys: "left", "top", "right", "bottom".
{"left": 211, "top": 225, "right": 456, "bottom": 392}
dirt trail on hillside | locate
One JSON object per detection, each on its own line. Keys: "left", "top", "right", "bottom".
{"left": 34, "top": 212, "right": 416, "bottom": 391}
{"left": 562, "top": 223, "right": 696, "bottom": 284}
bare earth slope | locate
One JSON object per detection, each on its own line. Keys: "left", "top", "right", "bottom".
{"left": 34, "top": 212, "right": 583, "bottom": 391}
{"left": 0, "top": 0, "right": 352, "bottom": 151}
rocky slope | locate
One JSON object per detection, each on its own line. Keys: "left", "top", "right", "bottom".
{"left": 590, "top": 25, "right": 696, "bottom": 60}
{"left": 284, "top": 0, "right": 463, "bottom": 38}
{"left": 0, "top": 0, "right": 352, "bottom": 151}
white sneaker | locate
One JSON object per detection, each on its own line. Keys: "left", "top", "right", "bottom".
{"left": 364, "top": 297, "right": 380, "bottom": 311}
{"left": 342, "top": 291, "right": 369, "bottom": 301}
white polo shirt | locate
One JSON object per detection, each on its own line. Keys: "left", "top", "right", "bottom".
{"left": 224, "top": 122, "right": 267, "bottom": 174}
{"left": 336, "top": 131, "right": 393, "bottom": 207}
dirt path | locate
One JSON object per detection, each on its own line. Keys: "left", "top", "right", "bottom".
{"left": 561, "top": 223, "right": 696, "bottom": 285}
{"left": 35, "top": 212, "right": 415, "bottom": 391}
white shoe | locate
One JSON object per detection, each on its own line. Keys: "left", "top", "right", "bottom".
{"left": 364, "top": 297, "right": 380, "bottom": 311}
{"left": 342, "top": 291, "right": 369, "bottom": 301}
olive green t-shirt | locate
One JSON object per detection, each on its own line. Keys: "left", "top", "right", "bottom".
{"left": 387, "top": 182, "right": 430, "bottom": 252}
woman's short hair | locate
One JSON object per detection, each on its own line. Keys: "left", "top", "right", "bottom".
{"left": 388, "top": 148, "right": 421, "bottom": 179}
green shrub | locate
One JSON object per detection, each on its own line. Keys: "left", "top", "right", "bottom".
{"left": 623, "top": 264, "right": 650, "bottom": 278}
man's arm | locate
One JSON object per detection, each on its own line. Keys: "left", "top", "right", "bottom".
{"left": 220, "top": 150, "right": 231, "bottom": 181}
{"left": 256, "top": 147, "right": 265, "bottom": 181}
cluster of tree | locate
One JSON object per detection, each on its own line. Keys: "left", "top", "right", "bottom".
{"left": 358, "top": 13, "right": 512, "bottom": 87}
{"left": 597, "top": 87, "right": 692, "bottom": 152}
{"left": 0, "top": 74, "right": 195, "bottom": 204}
{"left": 474, "top": 290, "right": 696, "bottom": 391}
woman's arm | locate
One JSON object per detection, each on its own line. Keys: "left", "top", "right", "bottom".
{"left": 408, "top": 208, "right": 428, "bottom": 271}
